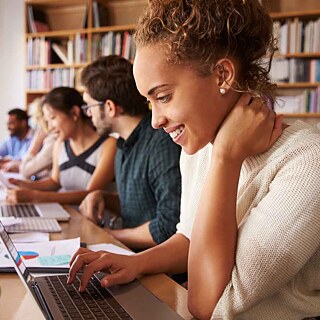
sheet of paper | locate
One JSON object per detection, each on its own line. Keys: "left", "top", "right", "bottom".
{"left": 0, "top": 188, "right": 6, "bottom": 201}
{"left": 0, "top": 217, "right": 22, "bottom": 226}
{"left": 10, "top": 232, "right": 50, "bottom": 243}
{"left": 0, "top": 237, "right": 80, "bottom": 269}
{"left": 88, "top": 243, "right": 133, "bottom": 256}
{"left": 0, "top": 171, "right": 22, "bottom": 189}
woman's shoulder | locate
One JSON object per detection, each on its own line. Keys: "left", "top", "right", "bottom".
{"left": 98, "top": 135, "right": 117, "bottom": 154}
{"left": 261, "top": 121, "right": 320, "bottom": 163}
{"left": 52, "top": 138, "right": 66, "bottom": 157}
{"left": 101, "top": 135, "right": 117, "bottom": 147}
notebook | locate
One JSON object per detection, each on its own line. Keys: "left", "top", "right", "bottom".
{"left": 0, "top": 203, "right": 70, "bottom": 221}
{"left": 0, "top": 221, "right": 183, "bottom": 320}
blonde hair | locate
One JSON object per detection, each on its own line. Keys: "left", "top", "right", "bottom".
{"left": 30, "top": 96, "right": 49, "bottom": 132}
{"left": 134, "top": 0, "right": 277, "bottom": 100}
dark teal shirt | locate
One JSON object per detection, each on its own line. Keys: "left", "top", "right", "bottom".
{"left": 115, "top": 112, "right": 181, "bottom": 244}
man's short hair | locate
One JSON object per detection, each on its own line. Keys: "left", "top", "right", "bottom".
{"left": 8, "top": 108, "right": 29, "bottom": 121}
{"left": 81, "top": 55, "right": 148, "bottom": 116}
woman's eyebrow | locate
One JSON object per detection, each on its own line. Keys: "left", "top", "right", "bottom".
{"left": 147, "top": 84, "right": 170, "bottom": 96}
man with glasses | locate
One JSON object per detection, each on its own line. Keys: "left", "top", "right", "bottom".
{"left": 79, "top": 55, "right": 181, "bottom": 250}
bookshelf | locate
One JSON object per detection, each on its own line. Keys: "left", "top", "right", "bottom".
{"left": 262, "top": 0, "right": 320, "bottom": 118}
{"left": 24, "top": 0, "right": 147, "bottom": 107}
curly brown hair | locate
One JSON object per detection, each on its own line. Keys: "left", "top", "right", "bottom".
{"left": 134, "top": 0, "right": 277, "bottom": 100}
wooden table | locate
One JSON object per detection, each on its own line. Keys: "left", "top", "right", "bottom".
{"left": 0, "top": 206, "right": 193, "bottom": 320}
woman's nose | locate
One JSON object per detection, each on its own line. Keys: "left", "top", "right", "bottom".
{"left": 151, "top": 107, "right": 167, "bottom": 129}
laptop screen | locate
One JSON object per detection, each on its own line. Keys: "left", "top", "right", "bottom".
{"left": 0, "top": 221, "right": 30, "bottom": 284}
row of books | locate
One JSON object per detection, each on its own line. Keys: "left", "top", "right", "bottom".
{"left": 26, "top": 69, "right": 77, "bottom": 90}
{"left": 274, "top": 88, "right": 320, "bottom": 114}
{"left": 92, "top": 0, "right": 108, "bottom": 28}
{"left": 27, "top": 35, "right": 88, "bottom": 66}
{"left": 27, "top": 0, "right": 106, "bottom": 34}
{"left": 27, "top": 5, "right": 50, "bottom": 33}
{"left": 270, "top": 58, "right": 320, "bottom": 83}
{"left": 273, "top": 17, "right": 320, "bottom": 54}
{"left": 91, "top": 31, "right": 136, "bottom": 61}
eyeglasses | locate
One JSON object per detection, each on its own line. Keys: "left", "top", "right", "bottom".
{"left": 81, "top": 101, "right": 104, "bottom": 116}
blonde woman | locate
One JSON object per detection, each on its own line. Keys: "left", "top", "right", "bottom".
{"left": 20, "top": 97, "right": 56, "bottom": 179}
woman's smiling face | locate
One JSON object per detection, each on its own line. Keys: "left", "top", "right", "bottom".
{"left": 133, "top": 46, "right": 237, "bottom": 155}
{"left": 43, "top": 104, "right": 75, "bottom": 141}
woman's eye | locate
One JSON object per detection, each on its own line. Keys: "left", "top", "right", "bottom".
{"left": 156, "top": 95, "right": 171, "bottom": 103}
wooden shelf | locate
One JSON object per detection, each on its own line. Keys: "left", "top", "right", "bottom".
{"left": 25, "top": 0, "right": 85, "bottom": 6}
{"left": 90, "top": 24, "right": 136, "bottom": 33}
{"left": 270, "top": 10, "right": 320, "bottom": 19}
{"left": 24, "top": 0, "right": 148, "bottom": 107}
{"left": 274, "top": 53, "right": 320, "bottom": 59}
{"left": 26, "top": 63, "right": 87, "bottom": 70}
{"left": 26, "top": 87, "right": 84, "bottom": 94}
{"left": 276, "top": 83, "right": 320, "bottom": 89}
{"left": 26, "top": 28, "right": 88, "bottom": 38}
{"left": 26, "top": 89, "right": 51, "bottom": 94}
{"left": 25, "top": 24, "right": 137, "bottom": 38}
{"left": 282, "top": 113, "right": 320, "bottom": 118}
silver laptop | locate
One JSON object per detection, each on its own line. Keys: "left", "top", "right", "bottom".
{"left": 0, "top": 203, "right": 70, "bottom": 221}
{"left": 0, "top": 221, "right": 183, "bottom": 320}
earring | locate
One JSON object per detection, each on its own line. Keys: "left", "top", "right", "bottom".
{"left": 220, "top": 88, "right": 226, "bottom": 95}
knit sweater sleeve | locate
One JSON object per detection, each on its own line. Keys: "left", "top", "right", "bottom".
{"left": 212, "top": 146, "right": 320, "bottom": 318}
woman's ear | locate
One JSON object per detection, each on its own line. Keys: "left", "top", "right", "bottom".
{"left": 215, "top": 58, "right": 236, "bottom": 95}
{"left": 71, "top": 105, "right": 81, "bottom": 122}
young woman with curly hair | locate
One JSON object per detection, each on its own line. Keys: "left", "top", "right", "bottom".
{"left": 68, "top": 1, "right": 320, "bottom": 319}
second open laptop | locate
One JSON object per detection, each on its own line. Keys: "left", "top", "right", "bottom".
{"left": 0, "top": 221, "right": 183, "bottom": 320}
{"left": 0, "top": 203, "right": 70, "bottom": 221}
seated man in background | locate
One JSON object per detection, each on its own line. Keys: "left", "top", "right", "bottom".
{"left": 80, "top": 55, "right": 182, "bottom": 250}
{"left": 0, "top": 108, "right": 34, "bottom": 172}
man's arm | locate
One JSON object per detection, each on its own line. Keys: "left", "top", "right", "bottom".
{"left": 0, "top": 140, "right": 9, "bottom": 158}
{"left": 103, "top": 192, "right": 121, "bottom": 216}
{"left": 107, "top": 222, "right": 156, "bottom": 249}
{"left": 103, "top": 193, "right": 157, "bottom": 249}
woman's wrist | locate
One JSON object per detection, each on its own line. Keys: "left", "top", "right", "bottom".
{"left": 211, "top": 150, "right": 244, "bottom": 170}
{"left": 31, "top": 190, "right": 41, "bottom": 202}
{"left": 135, "top": 251, "right": 151, "bottom": 275}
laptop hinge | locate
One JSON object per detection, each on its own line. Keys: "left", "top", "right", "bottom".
{"left": 31, "top": 281, "right": 54, "bottom": 320}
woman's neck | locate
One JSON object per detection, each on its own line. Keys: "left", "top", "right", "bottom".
{"left": 68, "top": 121, "right": 99, "bottom": 155}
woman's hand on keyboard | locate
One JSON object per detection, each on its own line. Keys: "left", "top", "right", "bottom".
{"left": 68, "top": 247, "right": 140, "bottom": 291}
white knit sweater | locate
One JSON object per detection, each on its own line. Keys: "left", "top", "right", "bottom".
{"left": 177, "top": 121, "right": 320, "bottom": 319}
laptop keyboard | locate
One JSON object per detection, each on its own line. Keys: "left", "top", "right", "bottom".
{"left": 0, "top": 204, "right": 40, "bottom": 217}
{"left": 45, "top": 274, "right": 133, "bottom": 319}
{"left": 5, "top": 218, "right": 61, "bottom": 233}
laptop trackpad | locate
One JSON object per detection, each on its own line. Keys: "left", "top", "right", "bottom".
{"left": 36, "top": 203, "right": 68, "bottom": 219}
{"left": 108, "top": 279, "right": 183, "bottom": 319}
